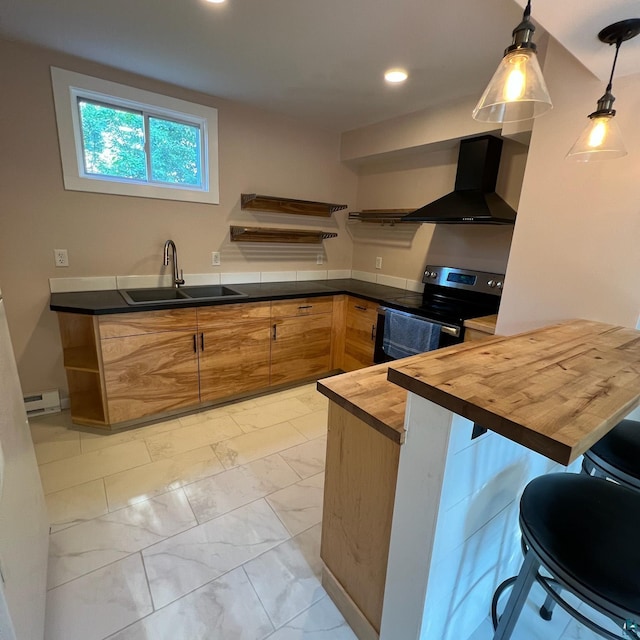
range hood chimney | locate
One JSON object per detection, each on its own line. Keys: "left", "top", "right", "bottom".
{"left": 402, "top": 135, "right": 517, "bottom": 225}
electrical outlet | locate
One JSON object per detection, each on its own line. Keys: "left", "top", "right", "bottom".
{"left": 316, "top": 254, "right": 324, "bottom": 265}
{"left": 54, "top": 249, "right": 69, "bottom": 267}
{"left": 375, "top": 256, "right": 383, "bottom": 270}
{"left": 211, "top": 251, "right": 221, "bottom": 266}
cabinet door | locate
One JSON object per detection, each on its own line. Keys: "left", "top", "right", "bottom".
{"left": 198, "top": 320, "right": 271, "bottom": 403}
{"left": 101, "top": 330, "right": 200, "bottom": 424}
{"left": 271, "top": 313, "right": 333, "bottom": 386}
{"left": 343, "top": 298, "right": 378, "bottom": 371}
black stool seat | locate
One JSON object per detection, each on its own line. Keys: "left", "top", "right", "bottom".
{"left": 493, "top": 473, "right": 640, "bottom": 640}
{"left": 585, "top": 419, "right": 640, "bottom": 483}
{"left": 522, "top": 473, "right": 640, "bottom": 616}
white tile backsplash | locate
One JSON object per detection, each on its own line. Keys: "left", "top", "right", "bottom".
{"left": 116, "top": 275, "right": 173, "bottom": 289}
{"left": 220, "top": 272, "right": 262, "bottom": 285}
{"left": 376, "top": 274, "right": 407, "bottom": 289}
{"left": 327, "top": 269, "right": 351, "bottom": 280}
{"left": 260, "top": 271, "right": 297, "bottom": 283}
{"left": 50, "top": 269, "right": 423, "bottom": 294}
{"left": 49, "top": 277, "right": 117, "bottom": 293}
{"left": 296, "top": 270, "right": 327, "bottom": 281}
{"left": 406, "top": 279, "right": 425, "bottom": 293}
{"left": 183, "top": 273, "right": 221, "bottom": 286}
{"left": 351, "top": 270, "right": 377, "bottom": 283}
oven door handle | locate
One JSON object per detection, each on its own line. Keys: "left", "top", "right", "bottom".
{"left": 376, "top": 306, "right": 461, "bottom": 338}
{"left": 440, "top": 325, "right": 460, "bottom": 338}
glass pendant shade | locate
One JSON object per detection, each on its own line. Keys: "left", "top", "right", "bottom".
{"left": 566, "top": 114, "right": 627, "bottom": 162}
{"left": 565, "top": 19, "right": 640, "bottom": 162}
{"left": 473, "top": 48, "right": 552, "bottom": 123}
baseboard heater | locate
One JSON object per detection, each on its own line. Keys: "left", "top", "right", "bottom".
{"left": 24, "top": 389, "right": 61, "bottom": 416}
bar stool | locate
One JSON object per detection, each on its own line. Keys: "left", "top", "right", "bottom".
{"left": 582, "top": 419, "right": 640, "bottom": 491}
{"left": 492, "top": 473, "right": 640, "bottom": 640}
{"left": 537, "top": 418, "right": 640, "bottom": 623}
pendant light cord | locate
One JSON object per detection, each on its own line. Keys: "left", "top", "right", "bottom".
{"left": 606, "top": 39, "right": 622, "bottom": 92}
{"left": 523, "top": 0, "right": 531, "bottom": 22}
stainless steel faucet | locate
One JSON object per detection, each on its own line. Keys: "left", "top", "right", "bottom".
{"left": 163, "top": 239, "right": 185, "bottom": 288}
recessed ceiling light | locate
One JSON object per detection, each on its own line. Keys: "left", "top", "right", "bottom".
{"left": 385, "top": 69, "right": 408, "bottom": 84}
{"left": 205, "top": 0, "right": 226, "bottom": 4}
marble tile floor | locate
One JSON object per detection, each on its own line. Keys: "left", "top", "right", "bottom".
{"left": 32, "top": 382, "right": 615, "bottom": 640}
{"left": 32, "top": 383, "right": 356, "bottom": 640}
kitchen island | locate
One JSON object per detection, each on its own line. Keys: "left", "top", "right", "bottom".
{"left": 318, "top": 319, "right": 640, "bottom": 640}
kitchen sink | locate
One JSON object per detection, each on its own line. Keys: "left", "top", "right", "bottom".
{"left": 119, "top": 285, "right": 247, "bottom": 305}
{"left": 180, "top": 285, "right": 247, "bottom": 300}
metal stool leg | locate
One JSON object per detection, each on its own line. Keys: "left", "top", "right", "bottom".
{"left": 539, "top": 586, "right": 558, "bottom": 621}
{"left": 493, "top": 551, "right": 541, "bottom": 640}
{"left": 538, "top": 462, "right": 594, "bottom": 622}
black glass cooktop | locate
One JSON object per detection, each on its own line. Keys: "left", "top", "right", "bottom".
{"left": 385, "top": 291, "right": 500, "bottom": 325}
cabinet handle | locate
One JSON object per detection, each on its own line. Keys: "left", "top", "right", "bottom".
{"left": 355, "top": 305, "right": 367, "bottom": 311}
{"left": 371, "top": 324, "right": 376, "bottom": 341}
{"left": 273, "top": 323, "right": 277, "bottom": 341}
{"left": 200, "top": 332, "right": 205, "bottom": 351}
{"left": 193, "top": 334, "right": 197, "bottom": 353}
{"left": 298, "top": 305, "right": 312, "bottom": 310}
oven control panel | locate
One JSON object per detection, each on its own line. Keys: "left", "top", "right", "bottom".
{"left": 422, "top": 266, "right": 505, "bottom": 295}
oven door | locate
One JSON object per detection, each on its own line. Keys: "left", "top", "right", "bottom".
{"left": 373, "top": 307, "right": 462, "bottom": 364}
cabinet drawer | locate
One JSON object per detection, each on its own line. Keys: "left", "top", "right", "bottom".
{"left": 346, "top": 296, "right": 377, "bottom": 322}
{"left": 271, "top": 296, "right": 334, "bottom": 317}
{"left": 197, "top": 301, "right": 271, "bottom": 326}
{"left": 99, "top": 309, "right": 197, "bottom": 339}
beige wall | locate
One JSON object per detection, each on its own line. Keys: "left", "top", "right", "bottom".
{"left": 350, "top": 140, "right": 528, "bottom": 280}
{"left": 341, "top": 95, "right": 498, "bottom": 162}
{"left": 496, "top": 39, "right": 640, "bottom": 335}
{"left": 0, "top": 38, "right": 358, "bottom": 394}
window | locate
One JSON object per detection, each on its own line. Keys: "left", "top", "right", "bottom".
{"left": 51, "top": 67, "right": 219, "bottom": 204}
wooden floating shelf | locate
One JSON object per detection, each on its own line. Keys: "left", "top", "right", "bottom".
{"left": 241, "top": 193, "right": 348, "bottom": 217}
{"left": 348, "top": 209, "right": 417, "bottom": 225}
{"left": 230, "top": 226, "right": 338, "bottom": 244}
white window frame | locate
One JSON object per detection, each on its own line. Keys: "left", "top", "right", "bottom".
{"left": 51, "top": 67, "right": 219, "bottom": 204}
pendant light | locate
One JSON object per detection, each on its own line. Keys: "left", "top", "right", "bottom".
{"left": 566, "top": 19, "right": 640, "bottom": 162}
{"left": 473, "top": 0, "right": 552, "bottom": 123}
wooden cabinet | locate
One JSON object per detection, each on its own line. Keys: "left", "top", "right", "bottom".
{"left": 197, "top": 303, "right": 271, "bottom": 403}
{"left": 57, "top": 296, "right": 337, "bottom": 429}
{"left": 271, "top": 296, "right": 334, "bottom": 386}
{"left": 321, "top": 402, "right": 400, "bottom": 636}
{"left": 342, "top": 296, "right": 377, "bottom": 371}
{"left": 99, "top": 309, "right": 199, "bottom": 424}
{"left": 463, "top": 314, "right": 498, "bottom": 343}
{"left": 57, "top": 313, "right": 107, "bottom": 427}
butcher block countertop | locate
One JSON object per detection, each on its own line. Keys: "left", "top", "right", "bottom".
{"left": 318, "top": 364, "right": 407, "bottom": 444}
{"left": 388, "top": 319, "right": 640, "bottom": 465}
{"left": 463, "top": 314, "right": 498, "bottom": 334}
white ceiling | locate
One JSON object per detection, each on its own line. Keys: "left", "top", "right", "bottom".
{"left": 1, "top": 0, "right": 638, "bottom": 132}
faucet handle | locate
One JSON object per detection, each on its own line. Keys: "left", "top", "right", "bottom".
{"left": 177, "top": 269, "right": 185, "bottom": 286}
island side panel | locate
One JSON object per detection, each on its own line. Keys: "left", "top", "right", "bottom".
{"left": 379, "top": 396, "right": 453, "bottom": 640}
{"left": 321, "top": 402, "right": 401, "bottom": 635}
{"left": 380, "top": 393, "right": 578, "bottom": 640}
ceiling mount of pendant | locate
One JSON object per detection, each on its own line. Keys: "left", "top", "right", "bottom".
{"left": 598, "top": 19, "right": 640, "bottom": 45}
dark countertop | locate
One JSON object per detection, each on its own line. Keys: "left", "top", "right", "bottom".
{"left": 49, "top": 278, "right": 426, "bottom": 315}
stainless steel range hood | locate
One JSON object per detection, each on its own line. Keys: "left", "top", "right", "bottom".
{"left": 402, "top": 135, "right": 517, "bottom": 225}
